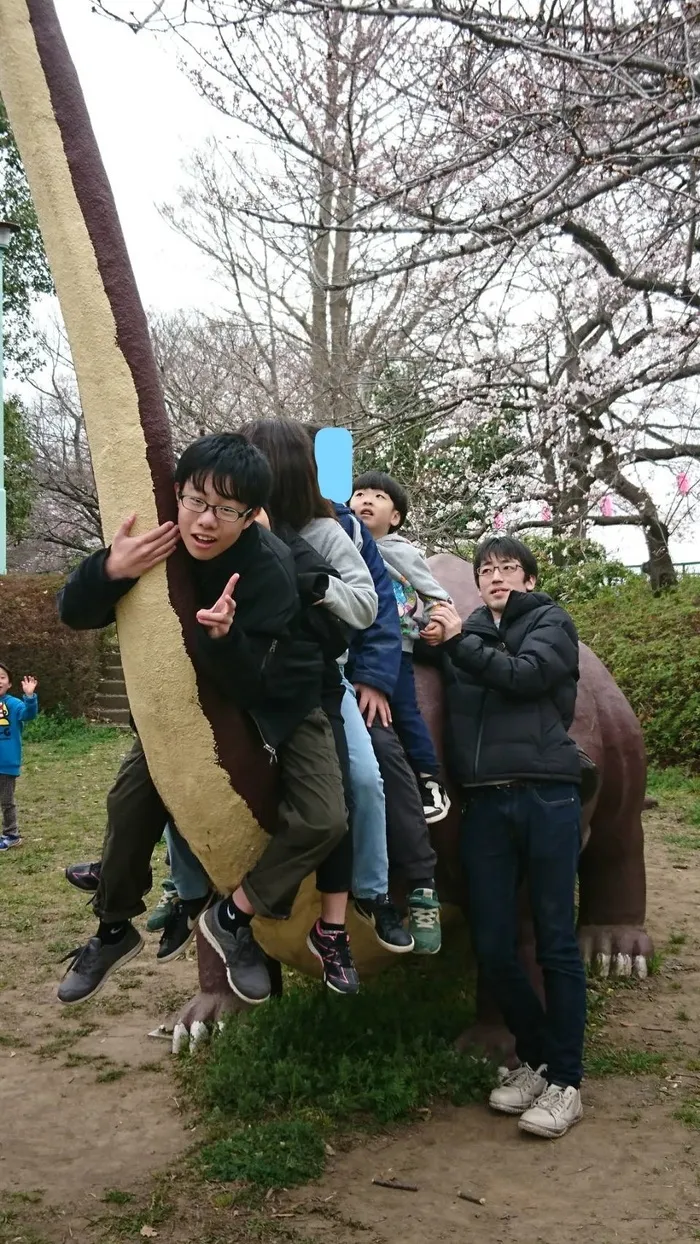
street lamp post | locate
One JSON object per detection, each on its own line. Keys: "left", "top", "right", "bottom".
{"left": 0, "top": 220, "right": 20, "bottom": 576}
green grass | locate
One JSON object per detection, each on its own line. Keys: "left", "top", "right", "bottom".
{"left": 24, "top": 709, "right": 123, "bottom": 751}
{"left": 185, "top": 935, "right": 495, "bottom": 1188}
{"left": 674, "top": 1098, "right": 700, "bottom": 1129}
{"left": 200, "top": 1121, "right": 326, "bottom": 1188}
{"left": 102, "top": 1190, "right": 134, "bottom": 1206}
{"left": 586, "top": 1046, "right": 666, "bottom": 1077}
{"left": 188, "top": 937, "right": 494, "bottom": 1132}
{"left": 647, "top": 768, "right": 700, "bottom": 827}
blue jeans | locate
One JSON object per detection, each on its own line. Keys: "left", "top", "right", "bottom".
{"left": 461, "top": 783, "right": 586, "bottom": 1088}
{"left": 340, "top": 678, "right": 389, "bottom": 899}
{"left": 390, "top": 651, "right": 439, "bottom": 776}
{"left": 165, "top": 822, "right": 211, "bottom": 901}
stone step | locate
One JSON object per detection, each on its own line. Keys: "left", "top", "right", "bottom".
{"left": 100, "top": 679, "right": 126, "bottom": 695}
{"left": 95, "top": 693, "right": 130, "bottom": 711}
{"left": 103, "top": 661, "right": 124, "bottom": 677}
{"left": 94, "top": 706, "right": 131, "bottom": 727}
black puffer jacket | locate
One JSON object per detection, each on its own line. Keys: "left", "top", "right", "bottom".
{"left": 436, "top": 590, "right": 581, "bottom": 788}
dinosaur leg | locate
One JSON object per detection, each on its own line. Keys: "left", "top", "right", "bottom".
{"left": 578, "top": 809, "right": 653, "bottom": 978}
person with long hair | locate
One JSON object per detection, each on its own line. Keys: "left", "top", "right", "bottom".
{"left": 240, "top": 419, "right": 416, "bottom": 989}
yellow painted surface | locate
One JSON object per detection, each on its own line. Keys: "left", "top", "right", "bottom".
{"left": 0, "top": 0, "right": 266, "bottom": 895}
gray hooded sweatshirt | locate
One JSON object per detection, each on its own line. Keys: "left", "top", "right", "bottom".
{"left": 377, "top": 532, "right": 451, "bottom": 652}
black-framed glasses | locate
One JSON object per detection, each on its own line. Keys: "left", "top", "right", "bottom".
{"left": 178, "top": 493, "right": 252, "bottom": 524}
{"left": 477, "top": 561, "right": 522, "bottom": 580}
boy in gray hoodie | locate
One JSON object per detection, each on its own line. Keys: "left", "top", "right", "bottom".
{"left": 350, "top": 472, "right": 451, "bottom": 824}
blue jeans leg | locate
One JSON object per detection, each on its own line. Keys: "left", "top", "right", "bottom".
{"left": 165, "top": 822, "right": 211, "bottom": 901}
{"left": 390, "top": 652, "right": 439, "bottom": 776}
{"left": 340, "top": 678, "right": 389, "bottom": 899}
{"left": 525, "top": 783, "right": 586, "bottom": 1088}
{"left": 461, "top": 788, "right": 548, "bottom": 1072}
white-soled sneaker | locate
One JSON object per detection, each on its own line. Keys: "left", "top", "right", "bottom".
{"left": 489, "top": 1062, "right": 547, "bottom": 1115}
{"left": 519, "top": 1083, "right": 583, "bottom": 1138}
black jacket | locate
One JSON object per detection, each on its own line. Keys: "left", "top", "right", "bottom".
{"left": 429, "top": 590, "right": 581, "bottom": 788}
{"left": 58, "top": 523, "right": 348, "bottom": 750}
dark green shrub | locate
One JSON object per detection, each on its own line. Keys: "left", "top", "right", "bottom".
{"left": 571, "top": 575, "right": 700, "bottom": 769}
{"left": 0, "top": 573, "right": 102, "bottom": 716}
{"left": 516, "top": 535, "right": 635, "bottom": 604}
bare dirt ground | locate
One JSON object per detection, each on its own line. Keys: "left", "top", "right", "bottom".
{"left": 1, "top": 738, "right": 699, "bottom": 1244}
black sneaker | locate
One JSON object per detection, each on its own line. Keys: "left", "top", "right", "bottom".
{"left": 64, "top": 860, "right": 102, "bottom": 892}
{"left": 157, "top": 893, "right": 214, "bottom": 964}
{"left": 57, "top": 925, "right": 144, "bottom": 1005}
{"left": 65, "top": 860, "right": 153, "bottom": 896}
{"left": 417, "top": 777, "right": 451, "bottom": 824}
{"left": 199, "top": 902, "right": 271, "bottom": 1004}
{"left": 354, "top": 895, "right": 414, "bottom": 953}
{"left": 307, "top": 921, "right": 359, "bottom": 995}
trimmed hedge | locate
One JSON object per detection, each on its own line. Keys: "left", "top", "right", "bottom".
{"left": 0, "top": 572, "right": 103, "bottom": 716}
{"left": 570, "top": 575, "right": 700, "bottom": 770}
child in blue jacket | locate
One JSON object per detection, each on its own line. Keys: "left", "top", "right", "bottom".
{"left": 0, "top": 664, "right": 38, "bottom": 850}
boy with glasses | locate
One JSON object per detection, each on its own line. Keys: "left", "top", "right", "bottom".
{"left": 56, "top": 433, "right": 349, "bottom": 1006}
{"left": 425, "top": 536, "right": 586, "bottom": 1139}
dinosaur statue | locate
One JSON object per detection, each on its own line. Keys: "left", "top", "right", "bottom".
{"left": 0, "top": 0, "right": 653, "bottom": 1053}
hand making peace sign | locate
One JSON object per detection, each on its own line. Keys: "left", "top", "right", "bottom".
{"left": 196, "top": 573, "right": 240, "bottom": 639}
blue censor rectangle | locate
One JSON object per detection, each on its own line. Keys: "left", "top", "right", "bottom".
{"left": 314, "top": 426, "right": 353, "bottom": 503}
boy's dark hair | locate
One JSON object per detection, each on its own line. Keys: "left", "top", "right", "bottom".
{"left": 238, "top": 419, "right": 336, "bottom": 531}
{"left": 352, "top": 470, "right": 409, "bottom": 531}
{"left": 174, "top": 433, "right": 271, "bottom": 511}
{"left": 0, "top": 662, "right": 11, "bottom": 681}
{"left": 472, "top": 536, "right": 538, "bottom": 585}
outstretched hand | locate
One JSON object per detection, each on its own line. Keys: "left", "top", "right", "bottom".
{"left": 105, "top": 513, "right": 180, "bottom": 581}
{"left": 21, "top": 676, "right": 38, "bottom": 696}
{"left": 196, "top": 573, "right": 239, "bottom": 639}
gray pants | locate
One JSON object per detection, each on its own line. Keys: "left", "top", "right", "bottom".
{"left": 0, "top": 775, "right": 18, "bottom": 838}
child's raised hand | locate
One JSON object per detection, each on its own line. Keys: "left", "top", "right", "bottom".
{"left": 22, "top": 675, "right": 38, "bottom": 696}
{"left": 196, "top": 573, "right": 239, "bottom": 639}
{"left": 105, "top": 513, "right": 180, "bottom": 581}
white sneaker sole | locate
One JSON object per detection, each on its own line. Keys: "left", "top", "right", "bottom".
{"left": 489, "top": 1097, "right": 534, "bottom": 1116}
{"left": 518, "top": 1107, "right": 584, "bottom": 1138}
{"left": 198, "top": 913, "right": 270, "bottom": 1006}
{"left": 58, "top": 934, "right": 144, "bottom": 1006}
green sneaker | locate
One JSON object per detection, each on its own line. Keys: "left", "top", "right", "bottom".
{"left": 408, "top": 888, "right": 441, "bottom": 955}
{"left": 146, "top": 880, "right": 178, "bottom": 932}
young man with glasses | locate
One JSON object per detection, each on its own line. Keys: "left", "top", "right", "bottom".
{"left": 425, "top": 536, "right": 586, "bottom": 1139}
{"left": 56, "top": 433, "right": 351, "bottom": 1006}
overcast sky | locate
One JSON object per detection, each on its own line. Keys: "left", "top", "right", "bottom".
{"left": 37, "top": 2, "right": 700, "bottom": 564}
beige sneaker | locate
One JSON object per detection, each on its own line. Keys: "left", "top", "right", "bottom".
{"left": 489, "top": 1063, "right": 547, "bottom": 1115}
{"left": 519, "top": 1084, "right": 583, "bottom": 1138}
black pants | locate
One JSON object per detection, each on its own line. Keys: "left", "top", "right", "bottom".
{"left": 390, "top": 652, "right": 439, "bottom": 777}
{"left": 462, "top": 783, "right": 586, "bottom": 1088}
{"left": 316, "top": 684, "right": 354, "bottom": 894}
{"left": 369, "top": 722, "right": 437, "bottom": 886}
